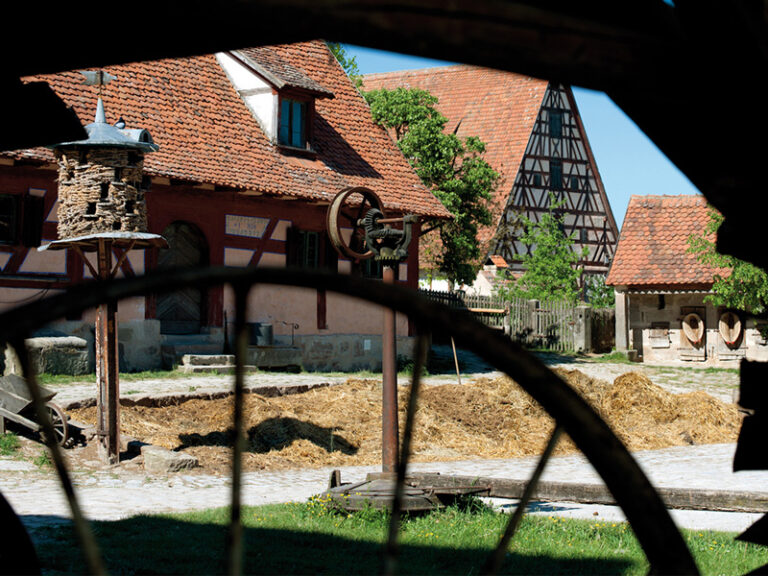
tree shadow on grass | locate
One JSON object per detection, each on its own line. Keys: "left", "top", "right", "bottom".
{"left": 30, "top": 513, "right": 634, "bottom": 575}
{"left": 177, "top": 417, "right": 358, "bottom": 455}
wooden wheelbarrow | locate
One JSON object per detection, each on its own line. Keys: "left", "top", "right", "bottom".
{"left": 0, "top": 374, "right": 69, "bottom": 446}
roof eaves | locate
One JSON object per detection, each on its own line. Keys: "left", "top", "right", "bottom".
{"left": 231, "top": 49, "right": 334, "bottom": 99}
{"left": 626, "top": 286, "right": 714, "bottom": 295}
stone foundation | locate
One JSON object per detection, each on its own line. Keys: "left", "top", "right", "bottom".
{"left": 295, "top": 334, "right": 416, "bottom": 372}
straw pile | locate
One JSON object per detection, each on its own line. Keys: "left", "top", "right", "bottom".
{"left": 68, "top": 370, "right": 742, "bottom": 474}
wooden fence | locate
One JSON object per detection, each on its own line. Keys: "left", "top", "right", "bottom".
{"left": 419, "top": 289, "right": 507, "bottom": 331}
{"left": 419, "top": 289, "right": 594, "bottom": 352}
{"left": 507, "top": 297, "right": 579, "bottom": 352}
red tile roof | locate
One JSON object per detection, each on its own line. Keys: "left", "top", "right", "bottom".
{"left": 487, "top": 254, "right": 508, "bottom": 268}
{"left": 236, "top": 46, "right": 334, "bottom": 97}
{"left": 606, "top": 195, "right": 729, "bottom": 289}
{"left": 363, "top": 66, "right": 548, "bottom": 241}
{"left": 9, "top": 41, "right": 449, "bottom": 219}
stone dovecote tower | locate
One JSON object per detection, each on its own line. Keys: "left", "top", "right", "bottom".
{"left": 53, "top": 96, "right": 158, "bottom": 239}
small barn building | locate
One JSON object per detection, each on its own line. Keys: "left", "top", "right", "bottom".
{"left": 607, "top": 195, "right": 768, "bottom": 365}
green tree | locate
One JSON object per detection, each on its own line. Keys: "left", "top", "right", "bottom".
{"left": 499, "top": 195, "right": 587, "bottom": 304}
{"left": 327, "top": 42, "right": 363, "bottom": 89}
{"left": 583, "top": 274, "right": 615, "bottom": 308}
{"left": 687, "top": 204, "right": 768, "bottom": 314}
{"left": 363, "top": 87, "right": 498, "bottom": 287}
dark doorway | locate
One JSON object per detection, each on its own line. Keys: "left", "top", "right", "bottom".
{"left": 156, "top": 221, "right": 208, "bottom": 334}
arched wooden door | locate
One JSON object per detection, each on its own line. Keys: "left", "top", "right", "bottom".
{"left": 156, "top": 221, "right": 208, "bottom": 334}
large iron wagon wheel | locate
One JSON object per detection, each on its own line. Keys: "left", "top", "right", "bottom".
{"left": 0, "top": 267, "right": 698, "bottom": 575}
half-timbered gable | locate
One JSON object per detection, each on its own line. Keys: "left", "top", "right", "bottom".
{"left": 499, "top": 83, "right": 617, "bottom": 275}
{"left": 363, "top": 66, "right": 618, "bottom": 285}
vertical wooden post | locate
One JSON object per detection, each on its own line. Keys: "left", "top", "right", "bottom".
{"left": 95, "top": 239, "right": 120, "bottom": 464}
{"left": 450, "top": 337, "right": 462, "bottom": 386}
{"left": 381, "top": 264, "right": 398, "bottom": 474}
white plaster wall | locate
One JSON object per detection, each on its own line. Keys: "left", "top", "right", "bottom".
{"left": 419, "top": 277, "right": 452, "bottom": 291}
{"left": 126, "top": 250, "right": 145, "bottom": 275}
{"left": 244, "top": 92, "right": 277, "bottom": 139}
{"left": 81, "top": 296, "right": 145, "bottom": 323}
{"left": 221, "top": 283, "right": 408, "bottom": 338}
{"left": 466, "top": 273, "right": 494, "bottom": 297}
{"left": 19, "top": 249, "right": 67, "bottom": 275}
{"left": 0, "top": 287, "right": 62, "bottom": 313}
{"left": 629, "top": 293, "right": 752, "bottom": 366}
{"left": 224, "top": 247, "right": 254, "bottom": 267}
{"left": 216, "top": 52, "right": 277, "bottom": 140}
{"left": 258, "top": 252, "right": 286, "bottom": 268}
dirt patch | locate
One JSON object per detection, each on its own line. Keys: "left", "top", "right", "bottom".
{"left": 65, "top": 370, "right": 742, "bottom": 475}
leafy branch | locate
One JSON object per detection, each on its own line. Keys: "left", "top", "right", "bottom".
{"left": 687, "top": 205, "right": 768, "bottom": 315}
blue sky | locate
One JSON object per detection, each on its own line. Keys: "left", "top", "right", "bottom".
{"left": 345, "top": 44, "right": 701, "bottom": 229}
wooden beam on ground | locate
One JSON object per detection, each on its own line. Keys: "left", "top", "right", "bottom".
{"left": 401, "top": 472, "right": 768, "bottom": 514}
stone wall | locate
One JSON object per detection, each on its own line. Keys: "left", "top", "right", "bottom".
{"left": 39, "top": 319, "right": 163, "bottom": 373}
{"left": 55, "top": 148, "right": 147, "bottom": 238}
{"left": 296, "top": 334, "right": 417, "bottom": 372}
{"left": 626, "top": 292, "right": 768, "bottom": 365}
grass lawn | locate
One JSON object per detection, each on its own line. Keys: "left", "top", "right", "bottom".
{"left": 33, "top": 498, "right": 768, "bottom": 575}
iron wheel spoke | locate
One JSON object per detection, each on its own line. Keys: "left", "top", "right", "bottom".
{"left": 227, "top": 283, "right": 249, "bottom": 576}
{"left": 482, "top": 425, "right": 563, "bottom": 575}
{"left": 384, "top": 334, "right": 429, "bottom": 576}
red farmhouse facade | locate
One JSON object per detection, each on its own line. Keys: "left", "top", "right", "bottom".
{"left": 0, "top": 41, "right": 449, "bottom": 371}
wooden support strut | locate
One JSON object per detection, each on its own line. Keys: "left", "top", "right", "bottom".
{"left": 95, "top": 239, "right": 120, "bottom": 464}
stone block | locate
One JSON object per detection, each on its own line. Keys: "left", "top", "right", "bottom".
{"left": 141, "top": 445, "right": 198, "bottom": 474}
{"left": 118, "top": 320, "right": 162, "bottom": 372}
{"left": 296, "top": 335, "right": 416, "bottom": 372}
{"left": 182, "top": 354, "right": 235, "bottom": 366}
{"left": 247, "top": 347, "right": 302, "bottom": 371}
{"left": 24, "top": 336, "right": 89, "bottom": 375}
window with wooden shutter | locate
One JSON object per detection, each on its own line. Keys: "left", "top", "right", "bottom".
{"left": 22, "top": 194, "right": 44, "bottom": 247}
{"left": 549, "top": 110, "right": 563, "bottom": 138}
{"left": 0, "top": 194, "right": 19, "bottom": 244}
{"left": 287, "top": 227, "right": 337, "bottom": 273}
{"left": 550, "top": 160, "right": 563, "bottom": 190}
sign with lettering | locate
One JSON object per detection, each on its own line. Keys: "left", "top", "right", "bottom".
{"left": 225, "top": 215, "right": 270, "bottom": 238}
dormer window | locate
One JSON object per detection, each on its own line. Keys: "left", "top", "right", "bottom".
{"left": 217, "top": 49, "right": 334, "bottom": 153}
{"left": 279, "top": 97, "right": 309, "bottom": 149}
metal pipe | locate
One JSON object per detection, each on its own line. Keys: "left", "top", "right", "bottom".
{"left": 381, "top": 264, "right": 398, "bottom": 474}
{"left": 384, "top": 334, "right": 429, "bottom": 576}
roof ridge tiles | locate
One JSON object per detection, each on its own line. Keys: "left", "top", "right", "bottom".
{"left": 363, "top": 64, "right": 484, "bottom": 78}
